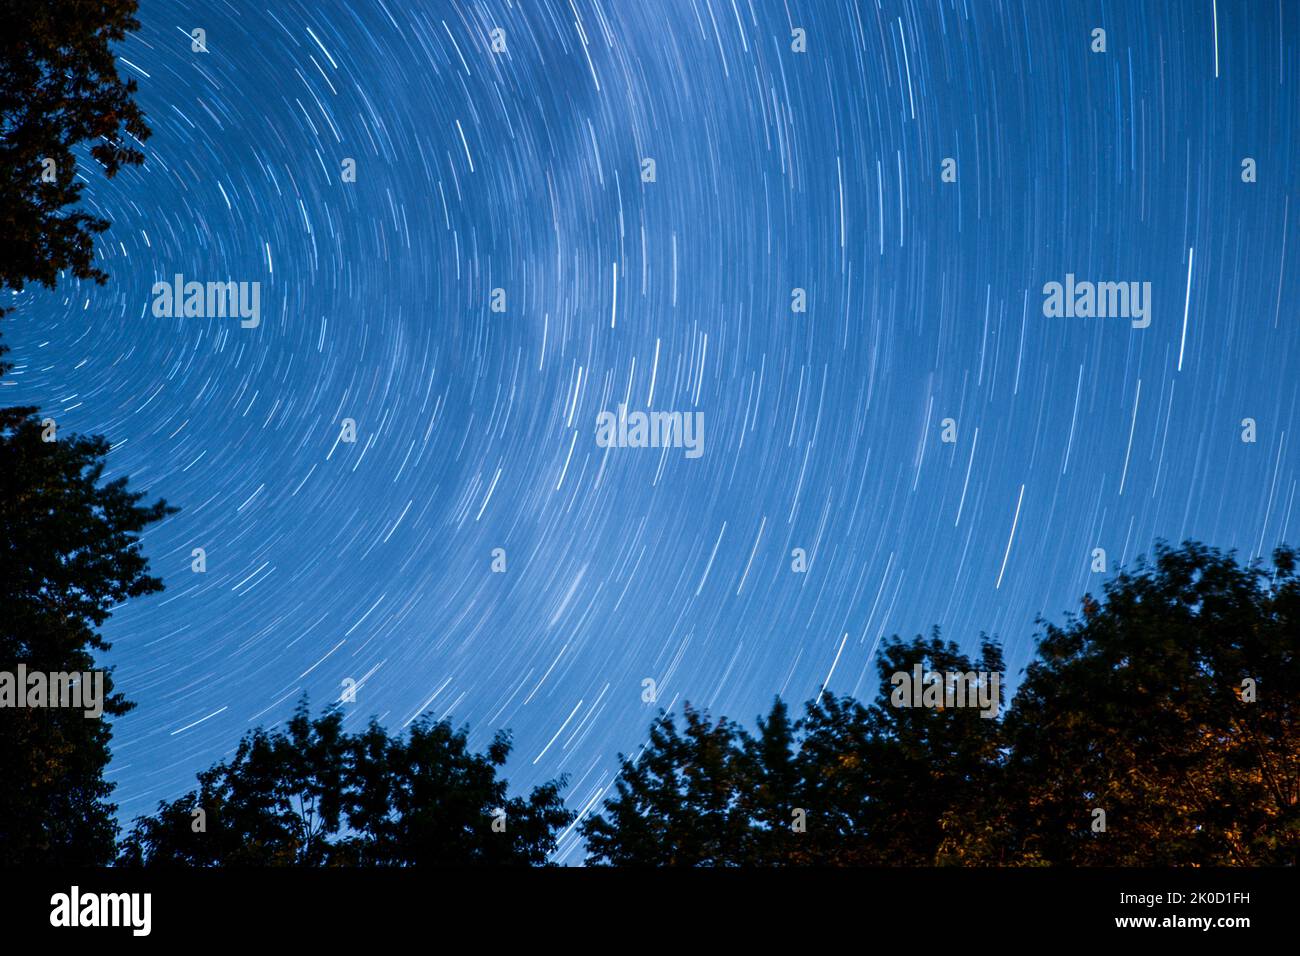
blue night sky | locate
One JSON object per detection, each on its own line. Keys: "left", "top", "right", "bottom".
{"left": 4, "top": 0, "right": 1298, "bottom": 861}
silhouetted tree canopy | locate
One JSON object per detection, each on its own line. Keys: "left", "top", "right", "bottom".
{"left": 0, "top": 406, "right": 173, "bottom": 864}
{"left": 1, "top": 0, "right": 1290, "bottom": 878}
{"left": 0, "top": 0, "right": 149, "bottom": 320}
{"left": 0, "top": 0, "right": 164, "bottom": 866}
{"left": 582, "top": 634, "right": 1004, "bottom": 865}
{"left": 119, "top": 701, "right": 574, "bottom": 866}
{"left": 986, "top": 541, "right": 1300, "bottom": 865}
{"left": 579, "top": 704, "right": 751, "bottom": 865}
{"left": 583, "top": 542, "right": 1298, "bottom": 866}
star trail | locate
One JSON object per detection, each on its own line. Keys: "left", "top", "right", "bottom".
{"left": 4, "top": 0, "right": 1298, "bottom": 863}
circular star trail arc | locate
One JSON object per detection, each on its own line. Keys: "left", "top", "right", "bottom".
{"left": 6, "top": 0, "right": 1299, "bottom": 862}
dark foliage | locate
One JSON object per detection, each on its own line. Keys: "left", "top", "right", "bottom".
{"left": 119, "top": 701, "right": 574, "bottom": 866}
{"left": 0, "top": 407, "right": 172, "bottom": 864}
{"left": 0, "top": 0, "right": 149, "bottom": 323}
{"left": 584, "top": 543, "right": 1298, "bottom": 866}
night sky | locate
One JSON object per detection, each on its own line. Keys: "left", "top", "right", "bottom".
{"left": 5, "top": 0, "right": 1298, "bottom": 861}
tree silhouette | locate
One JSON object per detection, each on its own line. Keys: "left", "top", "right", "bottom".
{"left": 581, "top": 705, "right": 752, "bottom": 866}
{"left": 583, "top": 543, "right": 1298, "bottom": 866}
{"left": 0, "top": 407, "right": 172, "bottom": 864}
{"left": 0, "top": 0, "right": 149, "bottom": 317}
{"left": 735, "top": 697, "right": 801, "bottom": 863}
{"left": 0, "top": 0, "right": 164, "bottom": 866}
{"left": 803, "top": 634, "right": 1005, "bottom": 865}
{"left": 119, "top": 701, "right": 574, "bottom": 866}
{"left": 993, "top": 542, "right": 1300, "bottom": 865}
{"left": 582, "top": 634, "right": 1004, "bottom": 866}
